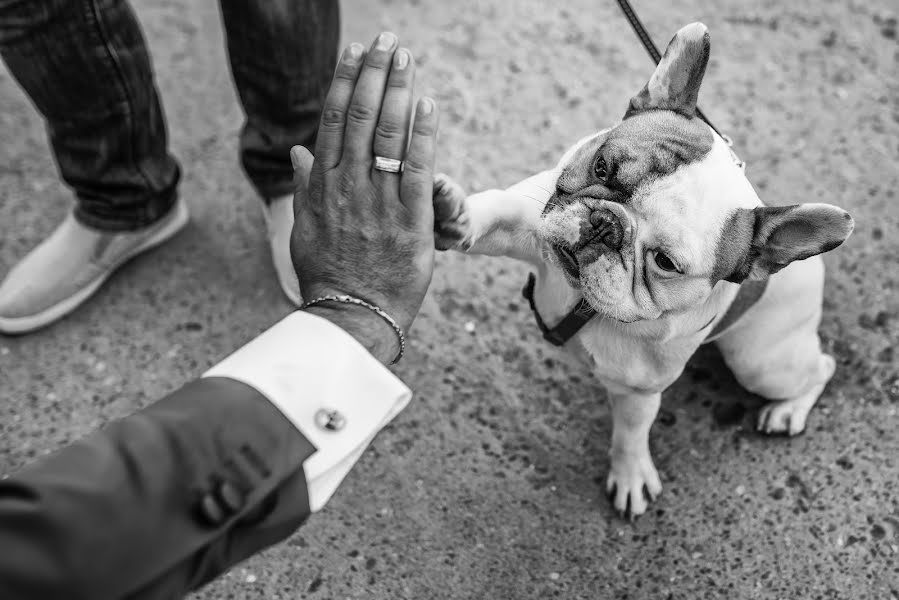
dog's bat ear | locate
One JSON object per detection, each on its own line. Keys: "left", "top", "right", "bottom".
{"left": 624, "top": 22, "right": 711, "bottom": 119}
{"left": 720, "top": 204, "right": 855, "bottom": 282}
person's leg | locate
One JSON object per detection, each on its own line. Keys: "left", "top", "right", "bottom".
{"left": 0, "top": 0, "right": 187, "bottom": 334}
{"left": 219, "top": 0, "right": 339, "bottom": 305}
{"left": 0, "top": 0, "right": 180, "bottom": 230}
{"left": 219, "top": 0, "right": 339, "bottom": 201}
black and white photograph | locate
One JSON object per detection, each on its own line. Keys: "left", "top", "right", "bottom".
{"left": 0, "top": 0, "right": 896, "bottom": 598}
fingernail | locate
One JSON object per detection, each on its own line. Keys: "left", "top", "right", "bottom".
{"left": 375, "top": 32, "right": 397, "bottom": 51}
{"left": 290, "top": 147, "right": 301, "bottom": 169}
{"left": 344, "top": 43, "right": 363, "bottom": 64}
{"left": 394, "top": 48, "right": 410, "bottom": 70}
{"left": 418, "top": 97, "right": 434, "bottom": 115}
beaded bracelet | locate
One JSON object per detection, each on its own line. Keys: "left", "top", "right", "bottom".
{"left": 300, "top": 295, "right": 406, "bottom": 365}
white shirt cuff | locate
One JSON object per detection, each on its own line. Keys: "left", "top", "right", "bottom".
{"left": 203, "top": 311, "right": 411, "bottom": 512}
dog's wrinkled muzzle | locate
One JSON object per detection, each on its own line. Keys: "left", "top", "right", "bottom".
{"left": 552, "top": 206, "right": 626, "bottom": 281}
{"left": 587, "top": 207, "right": 624, "bottom": 253}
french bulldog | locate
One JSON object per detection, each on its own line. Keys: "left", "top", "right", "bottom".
{"left": 433, "top": 23, "right": 854, "bottom": 517}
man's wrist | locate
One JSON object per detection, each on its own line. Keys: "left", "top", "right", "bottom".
{"left": 302, "top": 302, "right": 399, "bottom": 365}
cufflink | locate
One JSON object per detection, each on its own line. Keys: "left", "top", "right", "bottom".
{"left": 314, "top": 408, "right": 346, "bottom": 432}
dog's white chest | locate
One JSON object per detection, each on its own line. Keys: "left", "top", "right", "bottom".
{"left": 531, "top": 266, "right": 692, "bottom": 392}
{"left": 575, "top": 318, "right": 697, "bottom": 392}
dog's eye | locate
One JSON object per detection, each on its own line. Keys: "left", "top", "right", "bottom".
{"left": 654, "top": 252, "right": 679, "bottom": 272}
{"left": 593, "top": 157, "right": 609, "bottom": 182}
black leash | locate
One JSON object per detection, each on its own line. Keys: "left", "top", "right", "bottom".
{"left": 614, "top": 0, "right": 723, "bottom": 138}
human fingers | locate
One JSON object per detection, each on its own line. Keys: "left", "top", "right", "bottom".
{"left": 400, "top": 97, "right": 439, "bottom": 223}
{"left": 343, "top": 32, "right": 399, "bottom": 164}
{"left": 313, "top": 43, "right": 366, "bottom": 174}
{"left": 371, "top": 48, "right": 415, "bottom": 194}
{"left": 290, "top": 145, "right": 315, "bottom": 217}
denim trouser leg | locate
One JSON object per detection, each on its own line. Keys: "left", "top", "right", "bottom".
{"left": 0, "top": 0, "right": 180, "bottom": 231}
{"left": 219, "top": 0, "right": 340, "bottom": 201}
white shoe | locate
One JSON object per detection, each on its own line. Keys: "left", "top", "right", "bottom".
{"left": 261, "top": 195, "right": 302, "bottom": 306}
{"left": 0, "top": 198, "right": 189, "bottom": 335}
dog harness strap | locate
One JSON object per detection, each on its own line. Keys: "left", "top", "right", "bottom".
{"left": 705, "top": 277, "right": 770, "bottom": 341}
{"left": 522, "top": 273, "right": 596, "bottom": 346}
{"left": 524, "top": 273, "right": 769, "bottom": 347}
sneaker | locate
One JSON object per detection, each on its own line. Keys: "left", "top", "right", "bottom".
{"left": 0, "top": 198, "right": 189, "bottom": 335}
{"left": 261, "top": 194, "right": 302, "bottom": 306}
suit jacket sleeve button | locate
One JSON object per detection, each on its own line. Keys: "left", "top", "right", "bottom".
{"left": 199, "top": 493, "right": 226, "bottom": 526}
{"left": 217, "top": 481, "right": 246, "bottom": 513}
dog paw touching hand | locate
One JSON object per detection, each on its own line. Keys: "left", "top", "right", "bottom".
{"left": 433, "top": 173, "right": 473, "bottom": 251}
{"left": 606, "top": 450, "right": 663, "bottom": 519}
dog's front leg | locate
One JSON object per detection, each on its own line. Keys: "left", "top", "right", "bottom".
{"left": 433, "top": 171, "right": 555, "bottom": 264}
{"left": 603, "top": 382, "right": 664, "bottom": 519}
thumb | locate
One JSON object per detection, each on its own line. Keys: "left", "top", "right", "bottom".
{"left": 290, "top": 145, "right": 316, "bottom": 217}
{"left": 290, "top": 145, "right": 314, "bottom": 190}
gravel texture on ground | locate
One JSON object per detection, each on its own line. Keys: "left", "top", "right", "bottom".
{"left": 1, "top": 1, "right": 897, "bottom": 598}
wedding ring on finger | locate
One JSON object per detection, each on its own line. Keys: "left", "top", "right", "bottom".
{"left": 373, "top": 156, "right": 404, "bottom": 173}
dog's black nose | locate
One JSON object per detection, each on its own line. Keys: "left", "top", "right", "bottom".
{"left": 589, "top": 208, "right": 623, "bottom": 251}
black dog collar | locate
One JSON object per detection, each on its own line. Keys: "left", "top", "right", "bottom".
{"left": 522, "top": 273, "right": 596, "bottom": 346}
{"left": 522, "top": 272, "right": 768, "bottom": 346}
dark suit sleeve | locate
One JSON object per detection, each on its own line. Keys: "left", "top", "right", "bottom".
{"left": 0, "top": 376, "right": 316, "bottom": 600}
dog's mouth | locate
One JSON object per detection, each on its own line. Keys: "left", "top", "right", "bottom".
{"left": 554, "top": 243, "right": 581, "bottom": 280}
{"left": 551, "top": 200, "right": 627, "bottom": 283}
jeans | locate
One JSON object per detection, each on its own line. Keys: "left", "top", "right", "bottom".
{"left": 0, "top": 0, "right": 339, "bottom": 231}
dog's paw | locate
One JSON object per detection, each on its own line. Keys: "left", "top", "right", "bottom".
{"left": 433, "top": 173, "right": 474, "bottom": 251}
{"left": 757, "top": 354, "right": 835, "bottom": 436}
{"left": 606, "top": 451, "right": 663, "bottom": 519}
{"left": 757, "top": 399, "right": 810, "bottom": 436}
